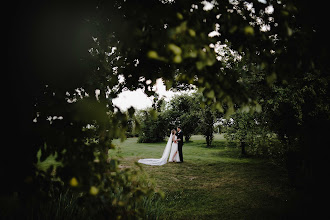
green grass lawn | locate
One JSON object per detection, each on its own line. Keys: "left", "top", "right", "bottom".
{"left": 113, "top": 134, "right": 293, "bottom": 219}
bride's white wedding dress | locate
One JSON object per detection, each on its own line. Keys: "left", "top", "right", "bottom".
{"left": 138, "top": 133, "right": 180, "bottom": 166}
{"left": 169, "top": 135, "right": 180, "bottom": 162}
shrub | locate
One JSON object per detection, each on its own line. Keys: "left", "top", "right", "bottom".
{"left": 137, "top": 109, "right": 169, "bottom": 143}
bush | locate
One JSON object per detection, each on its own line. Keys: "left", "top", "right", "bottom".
{"left": 224, "top": 112, "right": 287, "bottom": 164}
{"left": 137, "top": 109, "right": 169, "bottom": 143}
{"left": 1, "top": 159, "right": 160, "bottom": 220}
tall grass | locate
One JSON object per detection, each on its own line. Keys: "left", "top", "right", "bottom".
{"left": 31, "top": 190, "right": 85, "bottom": 220}
{"left": 141, "top": 193, "right": 166, "bottom": 220}
{"left": 2, "top": 187, "right": 164, "bottom": 220}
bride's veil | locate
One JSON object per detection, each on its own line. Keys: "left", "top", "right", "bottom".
{"left": 138, "top": 133, "right": 173, "bottom": 166}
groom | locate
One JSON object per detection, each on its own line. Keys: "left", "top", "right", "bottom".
{"left": 176, "top": 126, "right": 184, "bottom": 163}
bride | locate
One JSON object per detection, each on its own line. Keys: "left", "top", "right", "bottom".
{"left": 138, "top": 129, "right": 180, "bottom": 166}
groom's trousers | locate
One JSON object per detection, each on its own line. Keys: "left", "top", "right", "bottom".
{"left": 178, "top": 144, "right": 183, "bottom": 162}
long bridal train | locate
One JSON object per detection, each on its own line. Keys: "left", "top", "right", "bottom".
{"left": 138, "top": 134, "right": 175, "bottom": 166}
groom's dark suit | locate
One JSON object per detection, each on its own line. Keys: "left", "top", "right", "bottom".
{"left": 177, "top": 130, "right": 184, "bottom": 162}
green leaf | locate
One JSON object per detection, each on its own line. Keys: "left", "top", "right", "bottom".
{"left": 168, "top": 43, "right": 182, "bottom": 55}
{"left": 244, "top": 26, "right": 254, "bottom": 36}
{"left": 196, "top": 61, "right": 204, "bottom": 70}
{"left": 205, "top": 90, "right": 215, "bottom": 99}
{"left": 287, "top": 27, "right": 293, "bottom": 36}
{"left": 229, "top": 25, "right": 238, "bottom": 34}
{"left": 188, "top": 50, "right": 198, "bottom": 58}
{"left": 147, "top": 50, "right": 167, "bottom": 62}
{"left": 241, "top": 105, "right": 250, "bottom": 113}
{"left": 205, "top": 55, "right": 216, "bottom": 66}
{"left": 165, "top": 80, "right": 173, "bottom": 90}
{"left": 188, "top": 29, "right": 196, "bottom": 37}
{"left": 177, "top": 12, "right": 183, "bottom": 20}
{"left": 266, "top": 72, "right": 277, "bottom": 85}
{"left": 173, "top": 55, "right": 182, "bottom": 63}
{"left": 255, "top": 103, "right": 262, "bottom": 113}
{"left": 147, "top": 50, "right": 159, "bottom": 59}
{"left": 224, "top": 103, "right": 235, "bottom": 119}
{"left": 281, "top": 10, "right": 289, "bottom": 16}
{"left": 215, "top": 102, "right": 224, "bottom": 112}
{"left": 150, "top": 109, "right": 157, "bottom": 120}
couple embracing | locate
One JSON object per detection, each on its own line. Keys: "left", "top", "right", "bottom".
{"left": 138, "top": 127, "right": 184, "bottom": 166}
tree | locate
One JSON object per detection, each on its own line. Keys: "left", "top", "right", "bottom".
{"left": 180, "top": 112, "right": 200, "bottom": 142}
{"left": 137, "top": 108, "right": 169, "bottom": 143}
{"left": 262, "top": 73, "right": 330, "bottom": 188}
{"left": 198, "top": 106, "right": 216, "bottom": 147}
{"left": 167, "top": 92, "right": 201, "bottom": 141}
{"left": 137, "top": 93, "right": 202, "bottom": 143}
{"left": 224, "top": 111, "right": 256, "bottom": 155}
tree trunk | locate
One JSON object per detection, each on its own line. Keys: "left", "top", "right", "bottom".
{"left": 185, "top": 135, "right": 191, "bottom": 142}
{"left": 240, "top": 141, "right": 246, "bottom": 155}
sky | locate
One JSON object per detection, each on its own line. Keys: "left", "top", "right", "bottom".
{"left": 112, "top": 78, "right": 183, "bottom": 111}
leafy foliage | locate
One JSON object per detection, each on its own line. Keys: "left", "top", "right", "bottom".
{"left": 5, "top": 0, "right": 330, "bottom": 218}
{"left": 224, "top": 111, "right": 282, "bottom": 158}
{"left": 136, "top": 92, "right": 221, "bottom": 146}
{"left": 166, "top": 93, "right": 201, "bottom": 141}
{"left": 137, "top": 108, "right": 169, "bottom": 143}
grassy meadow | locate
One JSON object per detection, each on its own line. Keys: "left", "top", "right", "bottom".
{"left": 113, "top": 134, "right": 294, "bottom": 219}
